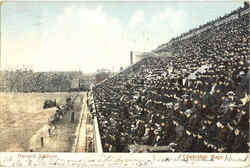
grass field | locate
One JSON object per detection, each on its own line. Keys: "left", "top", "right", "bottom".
{"left": 0, "top": 92, "right": 82, "bottom": 152}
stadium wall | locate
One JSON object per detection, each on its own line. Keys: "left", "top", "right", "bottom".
{"left": 89, "top": 88, "right": 103, "bottom": 153}
{"left": 93, "top": 116, "right": 103, "bottom": 152}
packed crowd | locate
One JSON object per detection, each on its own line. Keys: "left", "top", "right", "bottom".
{"left": 90, "top": 6, "right": 249, "bottom": 152}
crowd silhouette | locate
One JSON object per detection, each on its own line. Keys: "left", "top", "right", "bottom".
{"left": 89, "top": 5, "right": 249, "bottom": 153}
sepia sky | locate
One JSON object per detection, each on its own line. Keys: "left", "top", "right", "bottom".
{"left": 1, "top": 1, "right": 243, "bottom": 73}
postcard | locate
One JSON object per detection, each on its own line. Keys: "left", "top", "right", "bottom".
{"left": 0, "top": 0, "right": 249, "bottom": 167}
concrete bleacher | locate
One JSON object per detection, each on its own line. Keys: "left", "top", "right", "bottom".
{"left": 90, "top": 3, "right": 249, "bottom": 153}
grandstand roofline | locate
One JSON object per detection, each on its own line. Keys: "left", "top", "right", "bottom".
{"left": 154, "top": 1, "right": 248, "bottom": 52}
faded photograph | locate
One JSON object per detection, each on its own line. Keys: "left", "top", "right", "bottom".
{"left": 0, "top": 1, "right": 249, "bottom": 153}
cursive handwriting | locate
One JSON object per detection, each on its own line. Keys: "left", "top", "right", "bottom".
{"left": 0, "top": 153, "right": 249, "bottom": 168}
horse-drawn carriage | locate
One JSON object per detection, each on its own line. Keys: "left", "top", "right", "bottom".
{"left": 43, "top": 99, "right": 57, "bottom": 109}
{"left": 47, "top": 97, "right": 74, "bottom": 126}
{"left": 47, "top": 96, "right": 77, "bottom": 137}
{"left": 48, "top": 105, "right": 66, "bottom": 125}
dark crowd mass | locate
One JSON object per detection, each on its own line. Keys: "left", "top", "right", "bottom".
{"left": 88, "top": 4, "right": 249, "bottom": 153}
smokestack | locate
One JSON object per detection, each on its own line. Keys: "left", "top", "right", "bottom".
{"left": 244, "top": 1, "right": 249, "bottom": 8}
{"left": 130, "top": 51, "right": 133, "bottom": 65}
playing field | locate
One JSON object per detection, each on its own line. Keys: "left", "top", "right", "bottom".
{"left": 0, "top": 92, "right": 83, "bottom": 152}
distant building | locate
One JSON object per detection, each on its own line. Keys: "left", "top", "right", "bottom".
{"left": 95, "top": 69, "right": 110, "bottom": 84}
{"left": 79, "top": 79, "right": 90, "bottom": 91}
{"left": 69, "top": 79, "right": 80, "bottom": 91}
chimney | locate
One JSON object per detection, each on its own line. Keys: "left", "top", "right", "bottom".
{"left": 244, "top": 1, "right": 249, "bottom": 8}
{"left": 130, "top": 51, "right": 133, "bottom": 65}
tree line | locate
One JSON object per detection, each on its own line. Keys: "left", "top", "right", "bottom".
{"left": 0, "top": 68, "right": 87, "bottom": 92}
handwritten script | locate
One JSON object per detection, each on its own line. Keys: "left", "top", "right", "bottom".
{"left": 0, "top": 153, "right": 249, "bottom": 168}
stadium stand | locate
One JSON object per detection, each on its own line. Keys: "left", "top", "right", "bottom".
{"left": 89, "top": 4, "right": 249, "bottom": 152}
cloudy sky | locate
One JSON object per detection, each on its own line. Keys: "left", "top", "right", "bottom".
{"left": 1, "top": 1, "right": 243, "bottom": 73}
